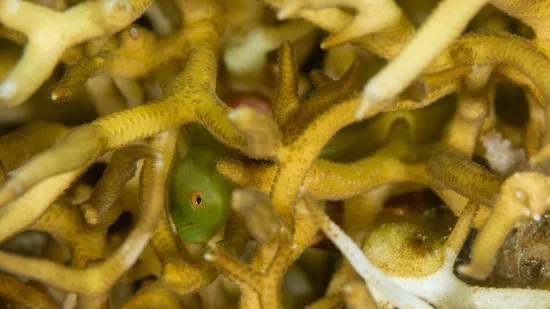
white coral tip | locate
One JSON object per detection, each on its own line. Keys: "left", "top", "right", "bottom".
{"left": 104, "top": 0, "right": 130, "bottom": 13}
{"left": 0, "top": 81, "right": 16, "bottom": 100}
{"left": 6, "top": 0, "right": 20, "bottom": 13}
{"left": 356, "top": 96, "right": 371, "bottom": 120}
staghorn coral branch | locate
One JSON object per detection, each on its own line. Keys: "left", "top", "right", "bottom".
{"left": 30, "top": 200, "right": 106, "bottom": 268}
{"left": 359, "top": 29, "right": 550, "bottom": 120}
{"left": 124, "top": 243, "right": 163, "bottom": 282}
{"left": 445, "top": 201, "right": 478, "bottom": 253}
{"left": 263, "top": 0, "right": 415, "bottom": 59}
{"left": 50, "top": 57, "right": 106, "bottom": 102}
{"left": 3, "top": 2, "right": 550, "bottom": 307}
{"left": 303, "top": 143, "right": 429, "bottom": 200}
{"left": 272, "top": 41, "right": 300, "bottom": 127}
{"left": 0, "top": 168, "right": 86, "bottom": 243}
{"left": 0, "top": 122, "right": 68, "bottom": 173}
{"left": 442, "top": 67, "right": 492, "bottom": 156}
{"left": 286, "top": 61, "right": 365, "bottom": 139}
{"left": 113, "top": 77, "right": 145, "bottom": 107}
{"left": 430, "top": 181, "right": 492, "bottom": 227}
{"left": 0, "top": 25, "right": 84, "bottom": 64}
{"left": 277, "top": 0, "right": 406, "bottom": 49}
{"left": 81, "top": 144, "right": 156, "bottom": 227}
{"left": 0, "top": 25, "right": 26, "bottom": 44}
{"left": 0, "top": 10, "right": 258, "bottom": 207}
{"left": 0, "top": 0, "right": 153, "bottom": 106}
{"left": 145, "top": 1, "right": 175, "bottom": 35}
{"left": 290, "top": 199, "right": 319, "bottom": 260}
{"left": 309, "top": 69, "right": 334, "bottom": 88}
{"left": 205, "top": 227, "right": 294, "bottom": 309}
{"left": 0, "top": 126, "right": 104, "bottom": 206}
{"left": 0, "top": 273, "right": 60, "bottom": 309}
{"left": 0, "top": 148, "right": 164, "bottom": 296}
{"left": 356, "top": 0, "right": 487, "bottom": 119}
{"left": 206, "top": 246, "right": 264, "bottom": 291}
{"left": 459, "top": 172, "right": 550, "bottom": 280}
{"left": 343, "top": 280, "right": 378, "bottom": 309}
{"left": 0, "top": 29, "right": 455, "bottom": 211}
{"left": 305, "top": 294, "right": 343, "bottom": 309}
{"left": 443, "top": 91, "right": 488, "bottom": 154}
{"left": 121, "top": 284, "right": 180, "bottom": 309}
{"left": 269, "top": 95, "right": 361, "bottom": 225}
{"left": 154, "top": 202, "right": 217, "bottom": 294}
{"left": 495, "top": 64, "right": 544, "bottom": 109}
{"left": 448, "top": 31, "right": 550, "bottom": 102}
{"left": 524, "top": 93, "right": 546, "bottom": 157}
{"left": 216, "top": 159, "right": 277, "bottom": 194}
{"left": 50, "top": 24, "right": 190, "bottom": 102}
{"left": 427, "top": 150, "right": 503, "bottom": 207}
{"left": 218, "top": 139, "right": 429, "bottom": 201}
{"left": 490, "top": 0, "right": 550, "bottom": 51}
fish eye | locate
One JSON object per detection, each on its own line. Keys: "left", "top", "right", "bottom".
{"left": 191, "top": 191, "right": 203, "bottom": 208}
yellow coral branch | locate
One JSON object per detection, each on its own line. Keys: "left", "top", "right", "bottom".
{"left": 0, "top": 0, "right": 153, "bottom": 106}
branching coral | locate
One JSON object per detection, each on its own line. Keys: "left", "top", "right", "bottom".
{"left": 3, "top": 0, "right": 550, "bottom": 308}
{"left": 0, "top": 0, "right": 153, "bottom": 106}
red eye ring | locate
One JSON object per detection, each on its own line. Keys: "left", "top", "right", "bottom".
{"left": 191, "top": 191, "right": 204, "bottom": 208}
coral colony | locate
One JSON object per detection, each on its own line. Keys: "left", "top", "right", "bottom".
{"left": 3, "top": 0, "right": 550, "bottom": 308}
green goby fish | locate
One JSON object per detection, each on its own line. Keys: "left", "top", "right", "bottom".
{"left": 169, "top": 94, "right": 272, "bottom": 243}
{"left": 169, "top": 124, "right": 236, "bottom": 243}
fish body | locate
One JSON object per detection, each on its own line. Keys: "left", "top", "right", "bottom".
{"left": 169, "top": 125, "right": 234, "bottom": 243}
{"left": 170, "top": 94, "right": 272, "bottom": 243}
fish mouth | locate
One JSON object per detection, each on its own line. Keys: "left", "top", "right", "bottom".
{"left": 179, "top": 221, "right": 199, "bottom": 229}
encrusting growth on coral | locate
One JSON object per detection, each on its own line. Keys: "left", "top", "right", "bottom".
{"left": 3, "top": 0, "right": 550, "bottom": 308}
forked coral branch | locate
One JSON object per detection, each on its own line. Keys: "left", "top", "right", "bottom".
{"left": 0, "top": 0, "right": 153, "bottom": 106}
{"left": 205, "top": 228, "right": 294, "bottom": 309}
{"left": 0, "top": 0, "right": 255, "bottom": 209}
{"left": 0, "top": 145, "right": 164, "bottom": 308}
{"left": 459, "top": 172, "right": 550, "bottom": 280}
{"left": 356, "top": 0, "right": 487, "bottom": 119}
{"left": 0, "top": 272, "right": 60, "bottom": 309}
{"left": 276, "top": 0, "right": 406, "bottom": 49}
{"left": 2, "top": 1, "right": 550, "bottom": 308}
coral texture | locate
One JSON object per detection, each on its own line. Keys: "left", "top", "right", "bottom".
{"left": 1, "top": 0, "right": 550, "bottom": 308}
